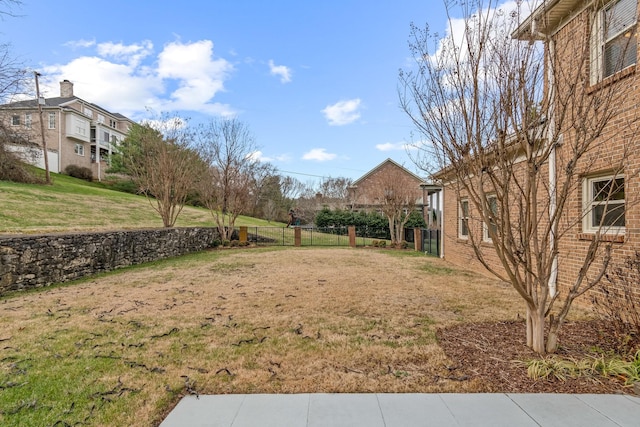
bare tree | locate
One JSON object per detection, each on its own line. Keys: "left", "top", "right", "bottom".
{"left": 196, "top": 118, "right": 263, "bottom": 241}
{"left": 400, "top": 0, "right": 634, "bottom": 353}
{"left": 368, "top": 166, "right": 421, "bottom": 245}
{"left": 0, "top": 1, "right": 27, "bottom": 102}
{"left": 0, "top": 0, "right": 21, "bottom": 20}
{"left": 0, "top": 1, "right": 40, "bottom": 183}
{"left": 121, "top": 116, "right": 204, "bottom": 227}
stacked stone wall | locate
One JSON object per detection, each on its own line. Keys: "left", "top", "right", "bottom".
{"left": 0, "top": 227, "right": 220, "bottom": 294}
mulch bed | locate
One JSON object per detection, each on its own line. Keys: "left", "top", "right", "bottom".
{"left": 436, "top": 320, "right": 637, "bottom": 394}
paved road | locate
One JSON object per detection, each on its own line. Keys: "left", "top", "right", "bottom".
{"left": 160, "top": 393, "right": 640, "bottom": 426}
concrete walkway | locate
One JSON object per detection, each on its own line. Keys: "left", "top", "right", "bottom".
{"left": 160, "top": 393, "right": 640, "bottom": 426}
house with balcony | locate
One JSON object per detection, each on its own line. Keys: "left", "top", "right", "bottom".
{"left": 0, "top": 80, "right": 133, "bottom": 180}
{"left": 435, "top": 0, "right": 638, "bottom": 293}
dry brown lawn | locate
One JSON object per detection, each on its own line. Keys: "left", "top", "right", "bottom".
{"left": 1, "top": 247, "right": 523, "bottom": 426}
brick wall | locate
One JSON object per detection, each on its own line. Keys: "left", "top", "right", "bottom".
{"left": 0, "top": 227, "right": 221, "bottom": 295}
{"left": 439, "top": 1, "right": 640, "bottom": 294}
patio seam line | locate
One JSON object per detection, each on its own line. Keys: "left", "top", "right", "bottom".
{"left": 575, "top": 394, "right": 625, "bottom": 427}
{"left": 374, "top": 394, "right": 387, "bottom": 427}
{"left": 505, "top": 393, "right": 543, "bottom": 427}
{"left": 230, "top": 394, "right": 246, "bottom": 427}
{"left": 439, "top": 393, "right": 461, "bottom": 426}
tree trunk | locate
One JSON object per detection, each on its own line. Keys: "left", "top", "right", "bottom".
{"left": 546, "top": 316, "right": 560, "bottom": 353}
{"left": 528, "top": 308, "right": 546, "bottom": 354}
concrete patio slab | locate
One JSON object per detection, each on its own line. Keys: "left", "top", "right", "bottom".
{"left": 159, "top": 393, "right": 640, "bottom": 427}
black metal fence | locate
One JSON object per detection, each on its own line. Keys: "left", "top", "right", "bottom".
{"left": 245, "top": 226, "right": 390, "bottom": 247}
{"left": 404, "top": 227, "right": 441, "bottom": 257}
{"left": 244, "top": 226, "right": 440, "bottom": 255}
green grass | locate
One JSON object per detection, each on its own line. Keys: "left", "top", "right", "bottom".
{"left": 0, "top": 172, "right": 280, "bottom": 233}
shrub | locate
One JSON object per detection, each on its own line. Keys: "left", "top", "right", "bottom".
{"left": 64, "top": 164, "right": 93, "bottom": 181}
{"left": 0, "top": 142, "right": 44, "bottom": 184}
{"left": 378, "top": 241, "right": 387, "bottom": 248}
{"left": 222, "top": 239, "right": 231, "bottom": 247}
{"left": 591, "top": 252, "right": 640, "bottom": 355}
{"left": 230, "top": 240, "right": 240, "bottom": 247}
{"left": 100, "top": 175, "right": 139, "bottom": 194}
{"left": 371, "top": 240, "right": 379, "bottom": 247}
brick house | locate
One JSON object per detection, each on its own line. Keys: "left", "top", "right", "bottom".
{"left": 0, "top": 80, "right": 133, "bottom": 180}
{"left": 436, "top": 0, "right": 639, "bottom": 293}
{"left": 347, "top": 158, "right": 441, "bottom": 228}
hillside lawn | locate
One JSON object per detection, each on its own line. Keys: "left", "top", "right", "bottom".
{"left": 0, "top": 172, "right": 278, "bottom": 234}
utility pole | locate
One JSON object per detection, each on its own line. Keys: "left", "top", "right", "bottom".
{"left": 34, "top": 71, "right": 51, "bottom": 184}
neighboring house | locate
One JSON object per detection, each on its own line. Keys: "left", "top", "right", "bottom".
{"left": 0, "top": 80, "right": 133, "bottom": 180}
{"left": 436, "top": 0, "right": 639, "bottom": 290}
{"left": 347, "top": 158, "right": 441, "bottom": 228}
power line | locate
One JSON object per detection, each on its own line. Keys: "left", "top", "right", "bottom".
{"left": 278, "top": 170, "right": 329, "bottom": 179}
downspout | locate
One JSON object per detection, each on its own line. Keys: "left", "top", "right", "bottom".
{"left": 58, "top": 109, "right": 62, "bottom": 173}
{"left": 534, "top": 19, "right": 558, "bottom": 297}
{"left": 440, "top": 186, "right": 445, "bottom": 258}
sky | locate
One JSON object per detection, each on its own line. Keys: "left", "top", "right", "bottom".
{"left": 1, "top": 0, "right": 457, "bottom": 184}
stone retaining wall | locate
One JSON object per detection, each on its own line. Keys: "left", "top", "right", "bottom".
{"left": 0, "top": 227, "right": 221, "bottom": 295}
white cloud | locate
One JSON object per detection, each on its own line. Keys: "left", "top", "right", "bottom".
{"left": 302, "top": 148, "right": 337, "bottom": 162}
{"left": 248, "top": 151, "right": 292, "bottom": 163}
{"left": 97, "top": 40, "right": 153, "bottom": 66}
{"left": 42, "top": 56, "right": 162, "bottom": 115}
{"left": 321, "top": 99, "right": 361, "bottom": 126}
{"left": 39, "top": 39, "right": 236, "bottom": 119}
{"left": 376, "top": 141, "right": 419, "bottom": 152}
{"left": 268, "top": 60, "right": 292, "bottom": 83}
{"left": 157, "top": 40, "right": 234, "bottom": 114}
{"left": 64, "top": 39, "right": 96, "bottom": 49}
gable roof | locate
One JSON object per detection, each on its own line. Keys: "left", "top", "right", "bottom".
{"left": 350, "top": 158, "right": 425, "bottom": 187}
{"left": 0, "top": 96, "right": 133, "bottom": 123}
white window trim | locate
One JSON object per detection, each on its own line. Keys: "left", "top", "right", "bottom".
{"left": 48, "top": 112, "right": 56, "bottom": 129}
{"left": 483, "top": 194, "right": 498, "bottom": 242}
{"left": 590, "top": 0, "right": 637, "bottom": 84}
{"left": 24, "top": 113, "right": 32, "bottom": 129}
{"left": 582, "top": 174, "right": 625, "bottom": 234}
{"left": 11, "top": 115, "right": 20, "bottom": 126}
{"left": 459, "top": 199, "right": 469, "bottom": 239}
{"left": 74, "top": 143, "right": 85, "bottom": 156}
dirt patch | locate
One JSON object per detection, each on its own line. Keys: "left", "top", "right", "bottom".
{"left": 437, "top": 320, "right": 631, "bottom": 394}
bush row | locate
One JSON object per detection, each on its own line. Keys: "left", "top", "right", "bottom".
{"left": 314, "top": 207, "right": 427, "bottom": 229}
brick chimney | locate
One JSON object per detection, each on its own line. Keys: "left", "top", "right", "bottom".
{"left": 60, "top": 80, "right": 74, "bottom": 97}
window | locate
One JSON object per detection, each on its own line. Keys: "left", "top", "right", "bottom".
{"left": 109, "top": 119, "right": 117, "bottom": 129}
{"left": 583, "top": 175, "right": 625, "bottom": 233}
{"left": 83, "top": 107, "right": 93, "bottom": 118}
{"left": 74, "top": 143, "right": 85, "bottom": 156}
{"left": 11, "top": 115, "right": 20, "bottom": 126}
{"left": 483, "top": 195, "right": 498, "bottom": 242}
{"left": 459, "top": 199, "right": 469, "bottom": 239}
{"left": 24, "top": 113, "right": 32, "bottom": 129}
{"left": 74, "top": 117, "right": 88, "bottom": 136}
{"left": 102, "top": 131, "right": 110, "bottom": 144}
{"left": 591, "top": 0, "right": 637, "bottom": 83}
{"left": 48, "top": 112, "right": 56, "bottom": 129}
{"left": 97, "top": 114, "right": 105, "bottom": 124}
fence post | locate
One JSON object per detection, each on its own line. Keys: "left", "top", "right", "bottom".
{"left": 239, "top": 226, "right": 248, "bottom": 244}
{"left": 414, "top": 228, "right": 422, "bottom": 252}
{"left": 294, "top": 226, "right": 302, "bottom": 247}
{"left": 348, "top": 226, "right": 356, "bottom": 247}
